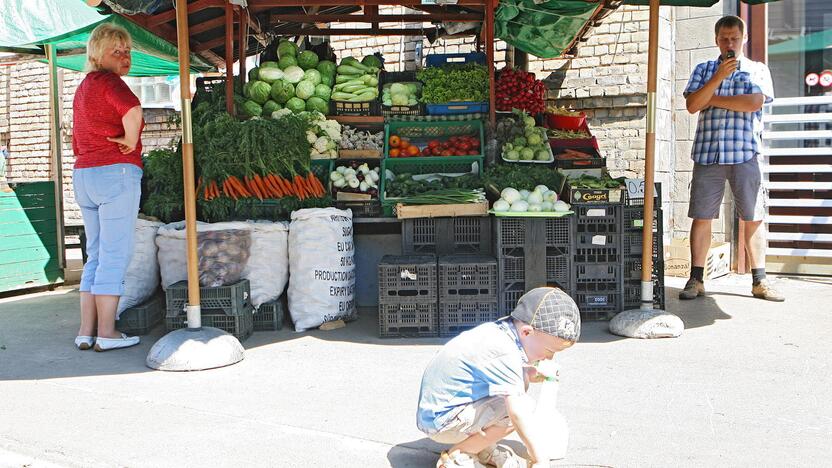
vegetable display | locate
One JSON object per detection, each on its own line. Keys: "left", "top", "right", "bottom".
{"left": 382, "top": 82, "right": 420, "bottom": 107}
{"left": 497, "top": 110, "right": 552, "bottom": 162}
{"left": 495, "top": 68, "right": 545, "bottom": 114}
{"left": 491, "top": 186, "right": 571, "bottom": 214}
{"left": 548, "top": 128, "right": 592, "bottom": 139}
{"left": 340, "top": 126, "right": 383, "bottom": 151}
{"left": 244, "top": 46, "right": 331, "bottom": 116}
{"left": 482, "top": 163, "right": 565, "bottom": 196}
{"left": 384, "top": 173, "right": 481, "bottom": 198}
{"left": 331, "top": 56, "right": 381, "bottom": 102}
{"left": 141, "top": 146, "right": 184, "bottom": 223}
{"left": 567, "top": 173, "right": 624, "bottom": 189}
{"left": 331, "top": 162, "right": 380, "bottom": 197}
{"left": 387, "top": 134, "right": 480, "bottom": 158}
{"left": 417, "top": 63, "right": 489, "bottom": 104}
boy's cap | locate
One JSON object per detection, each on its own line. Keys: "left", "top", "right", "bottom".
{"left": 510, "top": 287, "right": 581, "bottom": 342}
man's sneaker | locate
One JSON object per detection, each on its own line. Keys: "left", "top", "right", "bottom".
{"left": 678, "top": 278, "right": 705, "bottom": 300}
{"left": 477, "top": 445, "right": 526, "bottom": 468}
{"left": 752, "top": 279, "right": 785, "bottom": 302}
{"left": 437, "top": 451, "right": 487, "bottom": 468}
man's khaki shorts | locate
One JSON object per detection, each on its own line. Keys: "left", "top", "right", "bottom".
{"left": 429, "top": 396, "right": 513, "bottom": 445}
{"left": 688, "top": 155, "right": 767, "bottom": 222}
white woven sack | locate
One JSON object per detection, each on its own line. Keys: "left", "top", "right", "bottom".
{"left": 288, "top": 208, "right": 356, "bottom": 331}
{"left": 116, "top": 218, "right": 163, "bottom": 317}
{"left": 242, "top": 220, "right": 289, "bottom": 308}
{"left": 609, "top": 309, "right": 684, "bottom": 339}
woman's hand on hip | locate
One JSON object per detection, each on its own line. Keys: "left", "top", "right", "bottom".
{"left": 107, "top": 135, "right": 137, "bottom": 154}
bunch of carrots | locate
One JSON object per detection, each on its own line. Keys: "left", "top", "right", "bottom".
{"left": 198, "top": 171, "right": 326, "bottom": 202}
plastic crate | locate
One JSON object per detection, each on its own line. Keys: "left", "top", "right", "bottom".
{"left": 379, "top": 302, "right": 438, "bottom": 338}
{"left": 381, "top": 155, "right": 484, "bottom": 205}
{"left": 623, "top": 205, "right": 661, "bottom": 232}
{"left": 622, "top": 278, "right": 666, "bottom": 311}
{"left": 575, "top": 263, "right": 621, "bottom": 284}
{"left": 378, "top": 255, "right": 437, "bottom": 301}
{"left": 624, "top": 258, "right": 664, "bottom": 282}
{"left": 438, "top": 255, "right": 498, "bottom": 301}
{"left": 335, "top": 200, "right": 381, "bottom": 218}
{"left": 425, "top": 52, "right": 487, "bottom": 67}
{"left": 165, "top": 309, "right": 254, "bottom": 342}
{"left": 552, "top": 147, "right": 605, "bottom": 170}
{"left": 622, "top": 230, "right": 662, "bottom": 258}
{"left": 575, "top": 232, "right": 621, "bottom": 250}
{"left": 439, "top": 301, "right": 499, "bottom": 337}
{"left": 495, "top": 217, "right": 573, "bottom": 249}
{"left": 498, "top": 248, "right": 571, "bottom": 291}
{"left": 573, "top": 281, "right": 622, "bottom": 321}
{"left": 623, "top": 182, "right": 663, "bottom": 207}
{"left": 384, "top": 120, "right": 485, "bottom": 157}
{"left": 330, "top": 98, "right": 381, "bottom": 116}
{"left": 574, "top": 245, "right": 620, "bottom": 264}
{"left": 116, "top": 293, "right": 164, "bottom": 335}
{"left": 426, "top": 102, "right": 489, "bottom": 116}
{"left": 498, "top": 281, "right": 572, "bottom": 316}
{"left": 253, "top": 296, "right": 286, "bottom": 331}
{"left": 380, "top": 71, "right": 424, "bottom": 117}
{"left": 402, "top": 217, "right": 492, "bottom": 255}
{"left": 575, "top": 205, "right": 621, "bottom": 234}
{"left": 165, "top": 280, "right": 251, "bottom": 317}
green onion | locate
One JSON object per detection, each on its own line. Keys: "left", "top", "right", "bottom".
{"left": 397, "top": 189, "right": 485, "bottom": 205}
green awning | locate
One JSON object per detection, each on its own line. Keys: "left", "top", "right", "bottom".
{"left": 769, "top": 28, "right": 832, "bottom": 56}
{"left": 495, "top": 0, "right": 601, "bottom": 59}
{"left": 0, "top": 0, "right": 213, "bottom": 77}
{"left": 624, "top": 0, "right": 780, "bottom": 5}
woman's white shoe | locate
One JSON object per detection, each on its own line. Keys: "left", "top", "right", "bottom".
{"left": 94, "top": 333, "right": 140, "bottom": 352}
{"left": 75, "top": 336, "right": 95, "bottom": 350}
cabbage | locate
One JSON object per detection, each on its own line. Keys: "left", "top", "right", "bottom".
{"left": 241, "top": 100, "right": 263, "bottom": 118}
{"left": 286, "top": 97, "right": 306, "bottom": 113}
{"left": 527, "top": 190, "right": 543, "bottom": 205}
{"left": 297, "top": 50, "right": 319, "bottom": 70}
{"left": 258, "top": 67, "right": 284, "bottom": 84}
{"left": 306, "top": 96, "right": 329, "bottom": 114}
{"left": 295, "top": 80, "right": 315, "bottom": 100}
{"left": 391, "top": 93, "right": 409, "bottom": 106}
{"left": 534, "top": 185, "right": 549, "bottom": 193}
{"left": 314, "top": 83, "right": 332, "bottom": 101}
{"left": 262, "top": 100, "right": 281, "bottom": 116}
{"left": 243, "top": 81, "right": 253, "bottom": 98}
{"left": 406, "top": 83, "right": 419, "bottom": 95}
{"left": 361, "top": 54, "right": 382, "bottom": 69}
{"left": 316, "top": 60, "right": 336, "bottom": 77}
{"left": 519, "top": 189, "right": 530, "bottom": 200}
{"left": 260, "top": 61, "right": 279, "bottom": 69}
{"left": 248, "top": 67, "right": 259, "bottom": 81}
{"left": 510, "top": 201, "right": 529, "bottom": 212}
{"left": 303, "top": 69, "right": 322, "bottom": 86}
{"left": 278, "top": 55, "right": 298, "bottom": 70}
{"left": 501, "top": 188, "right": 521, "bottom": 204}
{"left": 248, "top": 80, "right": 271, "bottom": 104}
{"left": 270, "top": 80, "right": 294, "bottom": 104}
{"left": 320, "top": 73, "right": 335, "bottom": 88}
{"left": 553, "top": 200, "right": 571, "bottom": 212}
{"left": 277, "top": 40, "right": 297, "bottom": 59}
{"left": 282, "top": 65, "right": 305, "bottom": 84}
{"left": 390, "top": 83, "right": 408, "bottom": 95}
{"left": 493, "top": 200, "right": 510, "bottom": 212}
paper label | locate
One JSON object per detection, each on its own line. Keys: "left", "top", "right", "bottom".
{"left": 591, "top": 235, "right": 606, "bottom": 246}
{"left": 586, "top": 208, "right": 606, "bottom": 217}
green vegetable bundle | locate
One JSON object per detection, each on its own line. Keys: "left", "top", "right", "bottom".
{"left": 417, "top": 63, "right": 489, "bottom": 104}
{"left": 141, "top": 146, "right": 184, "bottom": 223}
{"left": 482, "top": 164, "right": 565, "bottom": 196}
{"left": 385, "top": 173, "right": 481, "bottom": 199}
{"left": 568, "top": 173, "right": 623, "bottom": 189}
{"left": 331, "top": 56, "right": 381, "bottom": 103}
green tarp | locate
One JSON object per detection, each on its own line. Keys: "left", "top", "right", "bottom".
{"left": 495, "top": 0, "right": 601, "bottom": 59}
{"left": 769, "top": 28, "right": 832, "bottom": 55}
{"left": 625, "top": 0, "right": 780, "bottom": 5}
{"left": 0, "top": 0, "right": 213, "bottom": 77}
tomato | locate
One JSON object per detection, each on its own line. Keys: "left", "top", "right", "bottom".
{"left": 442, "top": 142, "right": 452, "bottom": 150}
{"left": 441, "top": 150, "right": 453, "bottom": 157}
{"left": 422, "top": 147, "right": 433, "bottom": 156}
{"left": 458, "top": 142, "right": 471, "bottom": 151}
{"left": 389, "top": 148, "right": 400, "bottom": 158}
{"left": 470, "top": 139, "right": 480, "bottom": 149}
{"left": 467, "top": 150, "right": 479, "bottom": 156}
{"left": 454, "top": 150, "right": 467, "bottom": 156}
{"left": 400, "top": 138, "right": 410, "bottom": 149}
{"left": 407, "top": 145, "right": 420, "bottom": 157}
{"left": 428, "top": 140, "right": 440, "bottom": 149}
{"left": 449, "top": 136, "right": 459, "bottom": 144}
{"left": 389, "top": 135, "right": 401, "bottom": 148}
{"left": 432, "top": 148, "right": 443, "bottom": 156}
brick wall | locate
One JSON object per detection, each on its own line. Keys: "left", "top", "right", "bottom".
{"left": 0, "top": 61, "right": 180, "bottom": 225}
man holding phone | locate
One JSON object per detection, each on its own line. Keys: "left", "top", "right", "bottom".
{"left": 682, "top": 15, "right": 783, "bottom": 302}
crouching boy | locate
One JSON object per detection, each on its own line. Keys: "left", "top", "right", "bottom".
{"left": 416, "top": 287, "right": 580, "bottom": 468}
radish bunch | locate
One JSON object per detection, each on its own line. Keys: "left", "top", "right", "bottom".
{"left": 495, "top": 68, "right": 546, "bottom": 114}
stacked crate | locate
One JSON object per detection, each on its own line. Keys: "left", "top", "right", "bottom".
{"left": 572, "top": 204, "right": 623, "bottom": 321}
{"left": 253, "top": 295, "right": 287, "bottom": 331}
{"left": 438, "top": 255, "right": 498, "bottom": 337}
{"left": 621, "top": 188, "right": 665, "bottom": 311}
{"left": 164, "top": 279, "right": 254, "bottom": 342}
{"left": 495, "top": 217, "right": 574, "bottom": 316}
{"left": 116, "top": 292, "right": 165, "bottom": 335}
{"left": 378, "top": 255, "right": 439, "bottom": 337}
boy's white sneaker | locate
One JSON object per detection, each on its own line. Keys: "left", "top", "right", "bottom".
{"left": 437, "top": 451, "right": 487, "bottom": 468}
{"left": 477, "top": 445, "right": 526, "bottom": 468}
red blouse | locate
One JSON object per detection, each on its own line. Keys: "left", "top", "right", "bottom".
{"left": 72, "top": 71, "right": 144, "bottom": 169}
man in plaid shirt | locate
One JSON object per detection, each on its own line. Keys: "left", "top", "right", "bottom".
{"left": 682, "top": 15, "right": 784, "bottom": 302}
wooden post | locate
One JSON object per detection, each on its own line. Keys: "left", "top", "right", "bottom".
{"left": 45, "top": 44, "right": 66, "bottom": 270}
{"left": 225, "top": 1, "right": 234, "bottom": 114}
{"left": 484, "top": 0, "right": 496, "bottom": 126}
{"left": 238, "top": 7, "right": 248, "bottom": 85}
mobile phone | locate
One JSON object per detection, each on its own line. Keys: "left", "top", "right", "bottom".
{"left": 727, "top": 50, "right": 736, "bottom": 59}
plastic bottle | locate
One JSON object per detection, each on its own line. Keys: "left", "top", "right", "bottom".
{"left": 533, "top": 359, "right": 569, "bottom": 460}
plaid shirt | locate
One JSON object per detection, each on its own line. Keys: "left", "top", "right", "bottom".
{"left": 684, "top": 56, "right": 775, "bottom": 165}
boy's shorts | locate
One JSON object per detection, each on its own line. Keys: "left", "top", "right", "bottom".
{"left": 430, "top": 396, "right": 513, "bottom": 444}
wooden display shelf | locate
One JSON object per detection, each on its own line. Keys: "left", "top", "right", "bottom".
{"left": 330, "top": 115, "right": 385, "bottom": 125}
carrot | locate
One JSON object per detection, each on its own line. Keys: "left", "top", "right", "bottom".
{"left": 196, "top": 177, "right": 204, "bottom": 199}
{"left": 245, "top": 175, "right": 263, "bottom": 200}
{"left": 222, "top": 178, "right": 231, "bottom": 198}
{"left": 295, "top": 175, "right": 308, "bottom": 200}
{"left": 254, "top": 174, "right": 270, "bottom": 199}
{"left": 224, "top": 178, "right": 238, "bottom": 200}
{"left": 277, "top": 176, "right": 293, "bottom": 196}
{"left": 304, "top": 174, "right": 317, "bottom": 198}
{"left": 308, "top": 172, "right": 323, "bottom": 197}
{"left": 211, "top": 180, "right": 219, "bottom": 200}
{"left": 230, "top": 176, "right": 250, "bottom": 197}
{"left": 267, "top": 174, "right": 283, "bottom": 197}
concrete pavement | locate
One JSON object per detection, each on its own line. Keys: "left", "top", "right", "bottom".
{"left": 0, "top": 274, "right": 830, "bottom": 468}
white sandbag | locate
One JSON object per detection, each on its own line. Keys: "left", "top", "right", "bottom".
{"left": 534, "top": 359, "right": 569, "bottom": 461}
{"left": 156, "top": 221, "right": 253, "bottom": 289}
{"left": 116, "top": 218, "right": 163, "bottom": 317}
{"left": 609, "top": 309, "right": 684, "bottom": 339}
{"left": 288, "top": 208, "right": 356, "bottom": 331}
{"left": 242, "top": 220, "right": 289, "bottom": 308}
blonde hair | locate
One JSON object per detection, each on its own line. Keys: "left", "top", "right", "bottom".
{"left": 85, "top": 23, "right": 132, "bottom": 72}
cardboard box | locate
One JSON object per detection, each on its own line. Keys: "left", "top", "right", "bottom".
{"left": 664, "top": 239, "right": 731, "bottom": 280}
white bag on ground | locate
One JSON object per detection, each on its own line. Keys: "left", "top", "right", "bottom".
{"left": 156, "top": 221, "right": 253, "bottom": 289}
{"left": 116, "top": 218, "right": 163, "bottom": 317}
{"left": 534, "top": 359, "right": 569, "bottom": 461}
{"left": 609, "top": 309, "right": 684, "bottom": 339}
{"left": 288, "top": 208, "right": 356, "bottom": 331}
{"left": 242, "top": 220, "right": 289, "bottom": 308}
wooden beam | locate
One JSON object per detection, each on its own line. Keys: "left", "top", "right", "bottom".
{"left": 145, "top": 0, "right": 224, "bottom": 28}
{"left": 267, "top": 27, "right": 473, "bottom": 37}
{"left": 195, "top": 30, "right": 236, "bottom": 53}
{"left": 118, "top": 13, "right": 222, "bottom": 69}
{"left": 225, "top": 2, "right": 234, "bottom": 114}
{"left": 248, "top": 0, "right": 486, "bottom": 6}
{"left": 189, "top": 15, "right": 225, "bottom": 35}
{"left": 269, "top": 13, "right": 482, "bottom": 23}
{"left": 238, "top": 8, "right": 248, "bottom": 85}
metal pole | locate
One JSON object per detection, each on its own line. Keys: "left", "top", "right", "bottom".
{"left": 45, "top": 44, "right": 66, "bottom": 270}
{"left": 640, "top": 0, "right": 659, "bottom": 310}
{"left": 175, "top": 0, "right": 201, "bottom": 328}
{"left": 225, "top": 1, "right": 234, "bottom": 115}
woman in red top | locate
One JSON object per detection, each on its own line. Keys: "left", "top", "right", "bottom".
{"left": 72, "top": 23, "right": 145, "bottom": 352}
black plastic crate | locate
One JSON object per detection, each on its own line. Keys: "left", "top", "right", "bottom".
{"left": 498, "top": 281, "right": 573, "bottom": 316}
{"left": 335, "top": 200, "right": 381, "bottom": 218}
{"left": 379, "top": 302, "right": 438, "bottom": 338}
{"left": 622, "top": 278, "right": 666, "bottom": 311}
{"left": 330, "top": 98, "right": 381, "bottom": 116}
{"left": 573, "top": 281, "right": 622, "bottom": 321}
{"left": 402, "top": 217, "right": 492, "bottom": 255}
{"left": 254, "top": 296, "right": 286, "bottom": 331}
{"left": 378, "top": 255, "right": 437, "bottom": 301}
{"left": 623, "top": 258, "right": 664, "bottom": 282}
{"left": 498, "top": 247, "right": 571, "bottom": 292}
{"left": 575, "top": 232, "right": 621, "bottom": 250}
{"left": 575, "top": 204, "right": 621, "bottom": 235}
{"left": 116, "top": 293, "right": 164, "bottom": 336}
{"left": 439, "top": 301, "right": 499, "bottom": 337}
{"left": 166, "top": 280, "right": 251, "bottom": 317}
{"left": 623, "top": 205, "right": 662, "bottom": 232}
{"left": 165, "top": 309, "right": 254, "bottom": 342}
{"left": 574, "top": 246, "right": 620, "bottom": 264}
{"left": 575, "top": 263, "right": 621, "bottom": 284}
{"left": 622, "top": 231, "right": 662, "bottom": 258}
{"left": 623, "top": 182, "right": 663, "bottom": 207}
{"left": 438, "top": 255, "right": 497, "bottom": 301}
{"left": 495, "top": 217, "right": 572, "bottom": 249}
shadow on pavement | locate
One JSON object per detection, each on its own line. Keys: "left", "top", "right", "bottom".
{"left": 387, "top": 438, "right": 443, "bottom": 467}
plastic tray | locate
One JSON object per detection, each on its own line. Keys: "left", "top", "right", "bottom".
{"left": 426, "top": 102, "right": 489, "bottom": 116}
{"left": 495, "top": 217, "right": 573, "bottom": 249}
{"left": 166, "top": 310, "right": 254, "bottom": 342}
{"left": 253, "top": 296, "right": 286, "bottom": 331}
{"left": 384, "top": 120, "right": 484, "bottom": 157}
{"left": 552, "top": 147, "right": 604, "bottom": 170}
{"left": 116, "top": 293, "right": 164, "bottom": 335}
{"left": 166, "top": 280, "right": 251, "bottom": 317}
{"left": 425, "top": 52, "right": 487, "bottom": 67}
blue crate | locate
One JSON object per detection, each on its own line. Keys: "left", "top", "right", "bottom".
{"left": 425, "top": 52, "right": 487, "bottom": 67}
{"left": 426, "top": 102, "right": 490, "bottom": 116}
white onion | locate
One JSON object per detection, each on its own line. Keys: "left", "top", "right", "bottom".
{"left": 534, "top": 185, "right": 549, "bottom": 194}
{"left": 528, "top": 204, "right": 542, "bottom": 212}
{"left": 540, "top": 201, "right": 554, "bottom": 212}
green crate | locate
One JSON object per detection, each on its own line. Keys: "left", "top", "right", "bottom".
{"left": 165, "top": 309, "right": 254, "bottom": 342}
{"left": 116, "top": 293, "right": 164, "bottom": 335}
{"left": 254, "top": 296, "right": 286, "bottom": 331}
{"left": 384, "top": 120, "right": 484, "bottom": 157}
{"left": 165, "top": 280, "right": 251, "bottom": 317}
{"left": 380, "top": 156, "right": 484, "bottom": 209}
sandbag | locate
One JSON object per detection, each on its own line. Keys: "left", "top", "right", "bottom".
{"left": 288, "top": 208, "right": 356, "bottom": 331}
{"left": 242, "top": 220, "right": 289, "bottom": 308}
{"left": 116, "top": 218, "right": 163, "bottom": 317}
{"left": 609, "top": 309, "right": 684, "bottom": 339}
{"left": 156, "top": 221, "right": 252, "bottom": 289}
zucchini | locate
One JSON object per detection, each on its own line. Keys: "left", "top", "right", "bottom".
{"left": 341, "top": 84, "right": 373, "bottom": 94}
{"left": 337, "top": 65, "right": 367, "bottom": 76}
{"left": 331, "top": 92, "right": 358, "bottom": 101}
{"left": 336, "top": 74, "right": 361, "bottom": 84}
